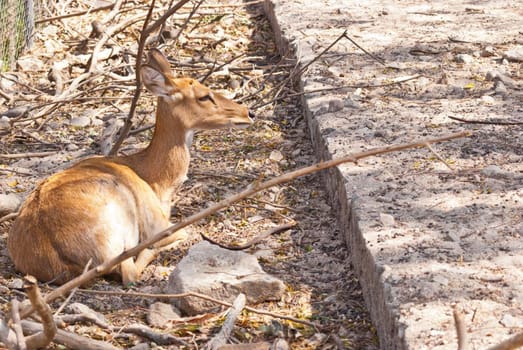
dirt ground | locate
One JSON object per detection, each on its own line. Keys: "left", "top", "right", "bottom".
{"left": 0, "top": 1, "right": 377, "bottom": 349}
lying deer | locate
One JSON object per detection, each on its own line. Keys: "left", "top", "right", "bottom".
{"left": 8, "top": 49, "right": 254, "bottom": 285}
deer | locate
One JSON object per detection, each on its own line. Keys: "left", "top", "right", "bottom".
{"left": 7, "top": 49, "right": 254, "bottom": 285}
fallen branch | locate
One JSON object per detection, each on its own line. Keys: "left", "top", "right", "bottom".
{"left": 453, "top": 306, "right": 468, "bottom": 350}
{"left": 448, "top": 115, "right": 523, "bottom": 125}
{"left": 20, "top": 320, "right": 118, "bottom": 350}
{"left": 0, "top": 151, "right": 57, "bottom": 159}
{"left": 78, "top": 288, "right": 318, "bottom": 330}
{"left": 486, "top": 333, "right": 523, "bottom": 350}
{"left": 10, "top": 299, "right": 26, "bottom": 350}
{"left": 0, "top": 317, "right": 18, "bottom": 349}
{"left": 35, "top": 3, "right": 115, "bottom": 24}
{"left": 204, "top": 293, "right": 246, "bottom": 350}
{"left": 118, "top": 324, "right": 185, "bottom": 346}
{"left": 23, "top": 276, "right": 56, "bottom": 350}
{"left": 0, "top": 212, "right": 19, "bottom": 223}
{"left": 20, "top": 130, "right": 470, "bottom": 319}
{"left": 201, "top": 222, "right": 296, "bottom": 250}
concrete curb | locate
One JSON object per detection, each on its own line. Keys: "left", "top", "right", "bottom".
{"left": 263, "top": 2, "right": 402, "bottom": 348}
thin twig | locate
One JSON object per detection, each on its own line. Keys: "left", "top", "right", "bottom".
{"left": 342, "top": 32, "right": 385, "bottom": 65}
{"left": 448, "top": 115, "right": 523, "bottom": 125}
{"left": 453, "top": 306, "right": 468, "bottom": 350}
{"left": 54, "top": 260, "right": 92, "bottom": 316}
{"left": 11, "top": 299, "right": 27, "bottom": 350}
{"left": 109, "top": 0, "right": 193, "bottom": 155}
{"left": 19, "top": 130, "right": 470, "bottom": 320}
{"left": 253, "top": 30, "right": 348, "bottom": 109}
{"left": 23, "top": 276, "right": 57, "bottom": 350}
{"left": 0, "top": 151, "right": 57, "bottom": 159}
{"left": 425, "top": 143, "right": 454, "bottom": 170}
{"left": 35, "top": 3, "right": 115, "bottom": 24}
{"left": 201, "top": 222, "right": 296, "bottom": 250}
{"left": 486, "top": 333, "right": 523, "bottom": 350}
{"left": 0, "top": 212, "right": 19, "bottom": 223}
{"left": 77, "top": 289, "right": 319, "bottom": 330}
{"left": 204, "top": 293, "right": 246, "bottom": 350}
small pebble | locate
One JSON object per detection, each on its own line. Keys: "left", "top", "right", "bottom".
{"left": 503, "top": 47, "right": 523, "bottom": 62}
{"left": 269, "top": 150, "right": 284, "bottom": 162}
{"left": 69, "top": 116, "right": 91, "bottom": 128}
{"left": 455, "top": 54, "right": 474, "bottom": 64}
{"left": 379, "top": 213, "right": 395, "bottom": 227}
{"left": 481, "top": 46, "right": 496, "bottom": 57}
{"left": 328, "top": 99, "right": 344, "bottom": 113}
{"left": 481, "top": 95, "right": 495, "bottom": 104}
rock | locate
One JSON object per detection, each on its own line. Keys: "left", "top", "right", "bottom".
{"left": 344, "top": 96, "right": 361, "bottom": 109}
{"left": 272, "top": 338, "right": 290, "bottom": 350}
{"left": 66, "top": 302, "right": 109, "bottom": 327}
{"left": 269, "top": 150, "right": 284, "bottom": 162}
{"left": 167, "top": 241, "right": 286, "bottom": 315}
{"left": 379, "top": 213, "right": 395, "bottom": 227}
{"left": 1, "top": 106, "right": 30, "bottom": 118}
{"left": 481, "top": 165, "right": 514, "bottom": 179}
{"left": 503, "top": 47, "right": 523, "bottom": 62}
{"left": 486, "top": 70, "right": 518, "bottom": 89}
{"left": 480, "top": 95, "right": 495, "bottom": 104}
{"left": 8, "top": 278, "right": 24, "bottom": 289}
{"left": 69, "top": 116, "right": 91, "bottom": 128}
{"left": 455, "top": 54, "right": 474, "bottom": 64}
{"left": 495, "top": 81, "right": 508, "bottom": 96}
{"left": 0, "top": 193, "right": 22, "bottom": 215}
{"left": 327, "top": 99, "right": 344, "bottom": 113}
{"left": 17, "top": 56, "right": 45, "bottom": 71}
{"left": 481, "top": 46, "right": 496, "bottom": 57}
{"left": 147, "top": 302, "right": 182, "bottom": 328}
{"left": 0, "top": 116, "right": 10, "bottom": 129}
{"left": 500, "top": 314, "right": 521, "bottom": 328}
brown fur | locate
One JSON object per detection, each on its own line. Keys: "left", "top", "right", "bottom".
{"left": 7, "top": 49, "right": 253, "bottom": 285}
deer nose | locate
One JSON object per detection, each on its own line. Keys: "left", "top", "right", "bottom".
{"left": 248, "top": 110, "right": 255, "bottom": 120}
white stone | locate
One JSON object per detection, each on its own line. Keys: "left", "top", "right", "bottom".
{"left": 379, "top": 213, "right": 395, "bottom": 227}
{"left": 167, "top": 241, "right": 286, "bottom": 315}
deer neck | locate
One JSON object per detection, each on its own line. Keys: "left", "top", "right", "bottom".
{"left": 118, "top": 100, "right": 191, "bottom": 207}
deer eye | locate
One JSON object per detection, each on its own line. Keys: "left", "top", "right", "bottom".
{"left": 198, "top": 93, "right": 215, "bottom": 104}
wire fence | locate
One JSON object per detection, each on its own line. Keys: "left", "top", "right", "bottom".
{"left": 0, "top": 0, "right": 50, "bottom": 71}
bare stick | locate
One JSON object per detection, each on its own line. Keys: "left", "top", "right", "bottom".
{"left": 0, "top": 212, "right": 19, "bottom": 223}
{"left": 425, "top": 143, "right": 454, "bottom": 170}
{"left": 218, "top": 344, "right": 271, "bottom": 350}
{"left": 23, "top": 276, "right": 57, "bottom": 350}
{"left": 35, "top": 3, "right": 115, "bottom": 24}
{"left": 11, "top": 299, "right": 27, "bottom": 350}
{"left": 204, "top": 293, "right": 246, "bottom": 350}
{"left": 0, "top": 317, "right": 18, "bottom": 349}
{"left": 486, "top": 333, "right": 523, "bottom": 350}
{"left": 20, "top": 131, "right": 470, "bottom": 319}
{"left": 342, "top": 32, "right": 385, "bottom": 65}
{"left": 453, "top": 306, "right": 468, "bottom": 350}
{"left": 109, "top": 0, "right": 192, "bottom": 155}
{"left": 54, "top": 259, "right": 92, "bottom": 316}
{"left": 119, "top": 324, "right": 187, "bottom": 346}
{"left": 201, "top": 222, "right": 296, "bottom": 250}
{"left": 448, "top": 115, "right": 523, "bottom": 125}
{"left": 253, "top": 30, "right": 348, "bottom": 109}
{"left": 78, "top": 289, "right": 319, "bottom": 330}
{"left": 21, "top": 320, "right": 118, "bottom": 350}
{"left": 0, "top": 151, "right": 57, "bottom": 159}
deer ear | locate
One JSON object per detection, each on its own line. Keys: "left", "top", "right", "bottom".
{"left": 141, "top": 65, "right": 178, "bottom": 97}
{"left": 147, "top": 48, "right": 172, "bottom": 75}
